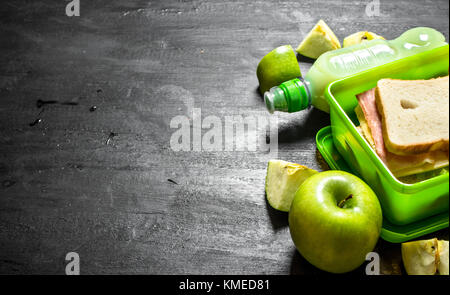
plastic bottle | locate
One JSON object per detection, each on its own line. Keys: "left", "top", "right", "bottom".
{"left": 264, "top": 27, "right": 448, "bottom": 114}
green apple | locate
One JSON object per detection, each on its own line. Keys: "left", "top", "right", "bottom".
{"left": 401, "top": 238, "right": 449, "bottom": 275}
{"left": 296, "top": 20, "right": 341, "bottom": 59}
{"left": 257, "top": 45, "right": 301, "bottom": 95}
{"left": 402, "top": 238, "right": 438, "bottom": 275}
{"left": 289, "top": 170, "right": 382, "bottom": 273}
{"left": 343, "top": 31, "right": 385, "bottom": 48}
{"left": 265, "top": 160, "right": 318, "bottom": 212}
{"left": 438, "top": 240, "right": 449, "bottom": 275}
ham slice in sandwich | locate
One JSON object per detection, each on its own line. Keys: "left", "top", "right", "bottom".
{"left": 355, "top": 88, "right": 449, "bottom": 178}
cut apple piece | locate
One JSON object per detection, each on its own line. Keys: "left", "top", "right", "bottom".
{"left": 296, "top": 20, "right": 341, "bottom": 59}
{"left": 402, "top": 238, "right": 439, "bottom": 275}
{"left": 438, "top": 240, "right": 449, "bottom": 275}
{"left": 343, "top": 31, "right": 385, "bottom": 48}
{"left": 256, "top": 45, "right": 301, "bottom": 94}
{"left": 265, "top": 160, "right": 318, "bottom": 212}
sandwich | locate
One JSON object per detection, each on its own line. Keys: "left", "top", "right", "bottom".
{"left": 355, "top": 76, "right": 449, "bottom": 182}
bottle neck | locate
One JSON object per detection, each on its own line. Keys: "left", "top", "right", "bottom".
{"left": 264, "top": 77, "right": 311, "bottom": 113}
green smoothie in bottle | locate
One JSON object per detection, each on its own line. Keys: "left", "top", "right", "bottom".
{"left": 264, "top": 27, "right": 448, "bottom": 114}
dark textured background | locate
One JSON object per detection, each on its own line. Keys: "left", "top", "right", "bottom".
{"left": 0, "top": 0, "right": 448, "bottom": 274}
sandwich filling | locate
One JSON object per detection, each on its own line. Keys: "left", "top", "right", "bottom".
{"left": 355, "top": 88, "right": 449, "bottom": 178}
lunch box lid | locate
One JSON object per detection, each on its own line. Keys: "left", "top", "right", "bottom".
{"left": 316, "top": 126, "right": 449, "bottom": 243}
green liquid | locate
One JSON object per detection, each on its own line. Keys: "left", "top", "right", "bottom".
{"left": 268, "top": 27, "right": 448, "bottom": 113}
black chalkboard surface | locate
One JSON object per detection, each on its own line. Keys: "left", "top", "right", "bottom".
{"left": 0, "top": 0, "right": 448, "bottom": 275}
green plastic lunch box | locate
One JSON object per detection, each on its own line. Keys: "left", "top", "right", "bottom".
{"left": 317, "top": 45, "right": 449, "bottom": 243}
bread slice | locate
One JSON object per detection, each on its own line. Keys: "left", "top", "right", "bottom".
{"left": 375, "top": 76, "right": 449, "bottom": 155}
{"left": 355, "top": 102, "right": 449, "bottom": 178}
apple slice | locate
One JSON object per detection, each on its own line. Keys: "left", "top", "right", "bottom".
{"left": 343, "top": 31, "right": 385, "bottom": 47}
{"left": 256, "top": 45, "right": 301, "bottom": 95}
{"left": 438, "top": 240, "right": 449, "bottom": 275}
{"left": 402, "top": 238, "right": 439, "bottom": 275}
{"left": 265, "top": 160, "right": 318, "bottom": 212}
{"left": 296, "top": 20, "right": 341, "bottom": 59}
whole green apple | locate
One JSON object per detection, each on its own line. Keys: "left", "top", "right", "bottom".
{"left": 289, "top": 170, "right": 382, "bottom": 273}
